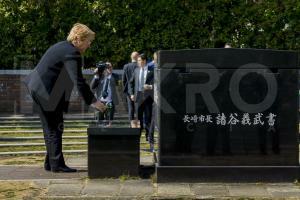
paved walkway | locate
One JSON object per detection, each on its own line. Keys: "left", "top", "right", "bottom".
{"left": 1, "top": 156, "right": 300, "bottom": 199}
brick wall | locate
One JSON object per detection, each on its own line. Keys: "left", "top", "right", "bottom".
{"left": 0, "top": 70, "right": 126, "bottom": 115}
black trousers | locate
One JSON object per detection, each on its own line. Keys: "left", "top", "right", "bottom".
{"left": 126, "top": 95, "right": 135, "bottom": 120}
{"left": 31, "top": 92, "right": 66, "bottom": 169}
{"left": 148, "top": 102, "right": 157, "bottom": 145}
{"left": 136, "top": 92, "right": 153, "bottom": 141}
{"left": 96, "top": 102, "right": 115, "bottom": 121}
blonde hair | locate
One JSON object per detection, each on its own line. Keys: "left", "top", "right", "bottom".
{"left": 67, "top": 23, "right": 95, "bottom": 42}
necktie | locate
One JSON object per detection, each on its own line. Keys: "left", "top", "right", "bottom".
{"left": 102, "top": 78, "right": 109, "bottom": 98}
{"left": 140, "top": 68, "right": 144, "bottom": 91}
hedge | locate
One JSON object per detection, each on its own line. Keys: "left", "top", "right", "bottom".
{"left": 0, "top": 0, "right": 299, "bottom": 69}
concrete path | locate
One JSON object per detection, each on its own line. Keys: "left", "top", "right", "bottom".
{"left": 1, "top": 156, "right": 300, "bottom": 199}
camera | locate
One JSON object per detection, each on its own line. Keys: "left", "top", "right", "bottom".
{"left": 96, "top": 61, "right": 109, "bottom": 74}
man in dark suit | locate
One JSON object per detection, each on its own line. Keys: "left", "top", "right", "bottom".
{"left": 23, "top": 23, "right": 105, "bottom": 173}
{"left": 90, "top": 62, "right": 119, "bottom": 126}
{"left": 148, "top": 52, "right": 158, "bottom": 151}
{"left": 128, "top": 54, "right": 154, "bottom": 149}
{"left": 122, "top": 52, "right": 139, "bottom": 121}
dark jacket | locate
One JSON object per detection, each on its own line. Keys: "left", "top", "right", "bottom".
{"left": 122, "top": 61, "right": 138, "bottom": 95}
{"left": 90, "top": 73, "right": 119, "bottom": 105}
{"left": 23, "top": 41, "right": 96, "bottom": 112}
{"left": 128, "top": 64, "right": 154, "bottom": 102}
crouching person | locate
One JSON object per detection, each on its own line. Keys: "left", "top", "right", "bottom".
{"left": 90, "top": 62, "right": 119, "bottom": 126}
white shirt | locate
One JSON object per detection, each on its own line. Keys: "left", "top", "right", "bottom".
{"left": 138, "top": 65, "right": 148, "bottom": 91}
{"left": 100, "top": 74, "right": 112, "bottom": 103}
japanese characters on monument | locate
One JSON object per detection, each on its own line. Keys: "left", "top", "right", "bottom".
{"left": 182, "top": 113, "right": 276, "bottom": 127}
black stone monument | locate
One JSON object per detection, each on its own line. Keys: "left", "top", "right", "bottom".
{"left": 88, "top": 121, "right": 140, "bottom": 178}
{"left": 155, "top": 49, "right": 300, "bottom": 182}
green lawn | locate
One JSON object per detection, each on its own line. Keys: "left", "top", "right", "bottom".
{"left": 0, "top": 181, "right": 45, "bottom": 199}
{"left": 0, "top": 139, "right": 87, "bottom": 144}
{"left": 0, "top": 142, "right": 156, "bottom": 153}
{"left": 0, "top": 127, "right": 87, "bottom": 131}
{"left": 0, "top": 132, "right": 87, "bottom": 137}
{"left": 0, "top": 144, "right": 87, "bottom": 152}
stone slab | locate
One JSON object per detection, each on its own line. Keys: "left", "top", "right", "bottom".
{"left": 157, "top": 183, "right": 193, "bottom": 197}
{"left": 267, "top": 184, "right": 300, "bottom": 198}
{"left": 228, "top": 184, "right": 271, "bottom": 197}
{"left": 191, "top": 184, "right": 229, "bottom": 198}
{"left": 47, "top": 183, "right": 83, "bottom": 196}
{"left": 82, "top": 179, "right": 121, "bottom": 197}
{"left": 120, "top": 179, "right": 154, "bottom": 197}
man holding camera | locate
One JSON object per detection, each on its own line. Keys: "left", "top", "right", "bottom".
{"left": 90, "top": 62, "right": 119, "bottom": 127}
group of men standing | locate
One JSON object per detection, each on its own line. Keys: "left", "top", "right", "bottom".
{"left": 122, "top": 52, "right": 156, "bottom": 152}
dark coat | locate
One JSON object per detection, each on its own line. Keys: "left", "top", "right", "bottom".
{"left": 23, "top": 41, "right": 96, "bottom": 112}
{"left": 122, "top": 61, "right": 138, "bottom": 95}
{"left": 128, "top": 64, "right": 154, "bottom": 103}
{"left": 90, "top": 73, "right": 119, "bottom": 105}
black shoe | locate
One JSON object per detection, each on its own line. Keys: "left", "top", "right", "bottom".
{"left": 51, "top": 165, "right": 77, "bottom": 173}
{"left": 44, "top": 164, "right": 51, "bottom": 171}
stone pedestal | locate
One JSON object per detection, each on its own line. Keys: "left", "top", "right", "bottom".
{"left": 88, "top": 121, "right": 140, "bottom": 178}
{"left": 155, "top": 48, "right": 300, "bottom": 182}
